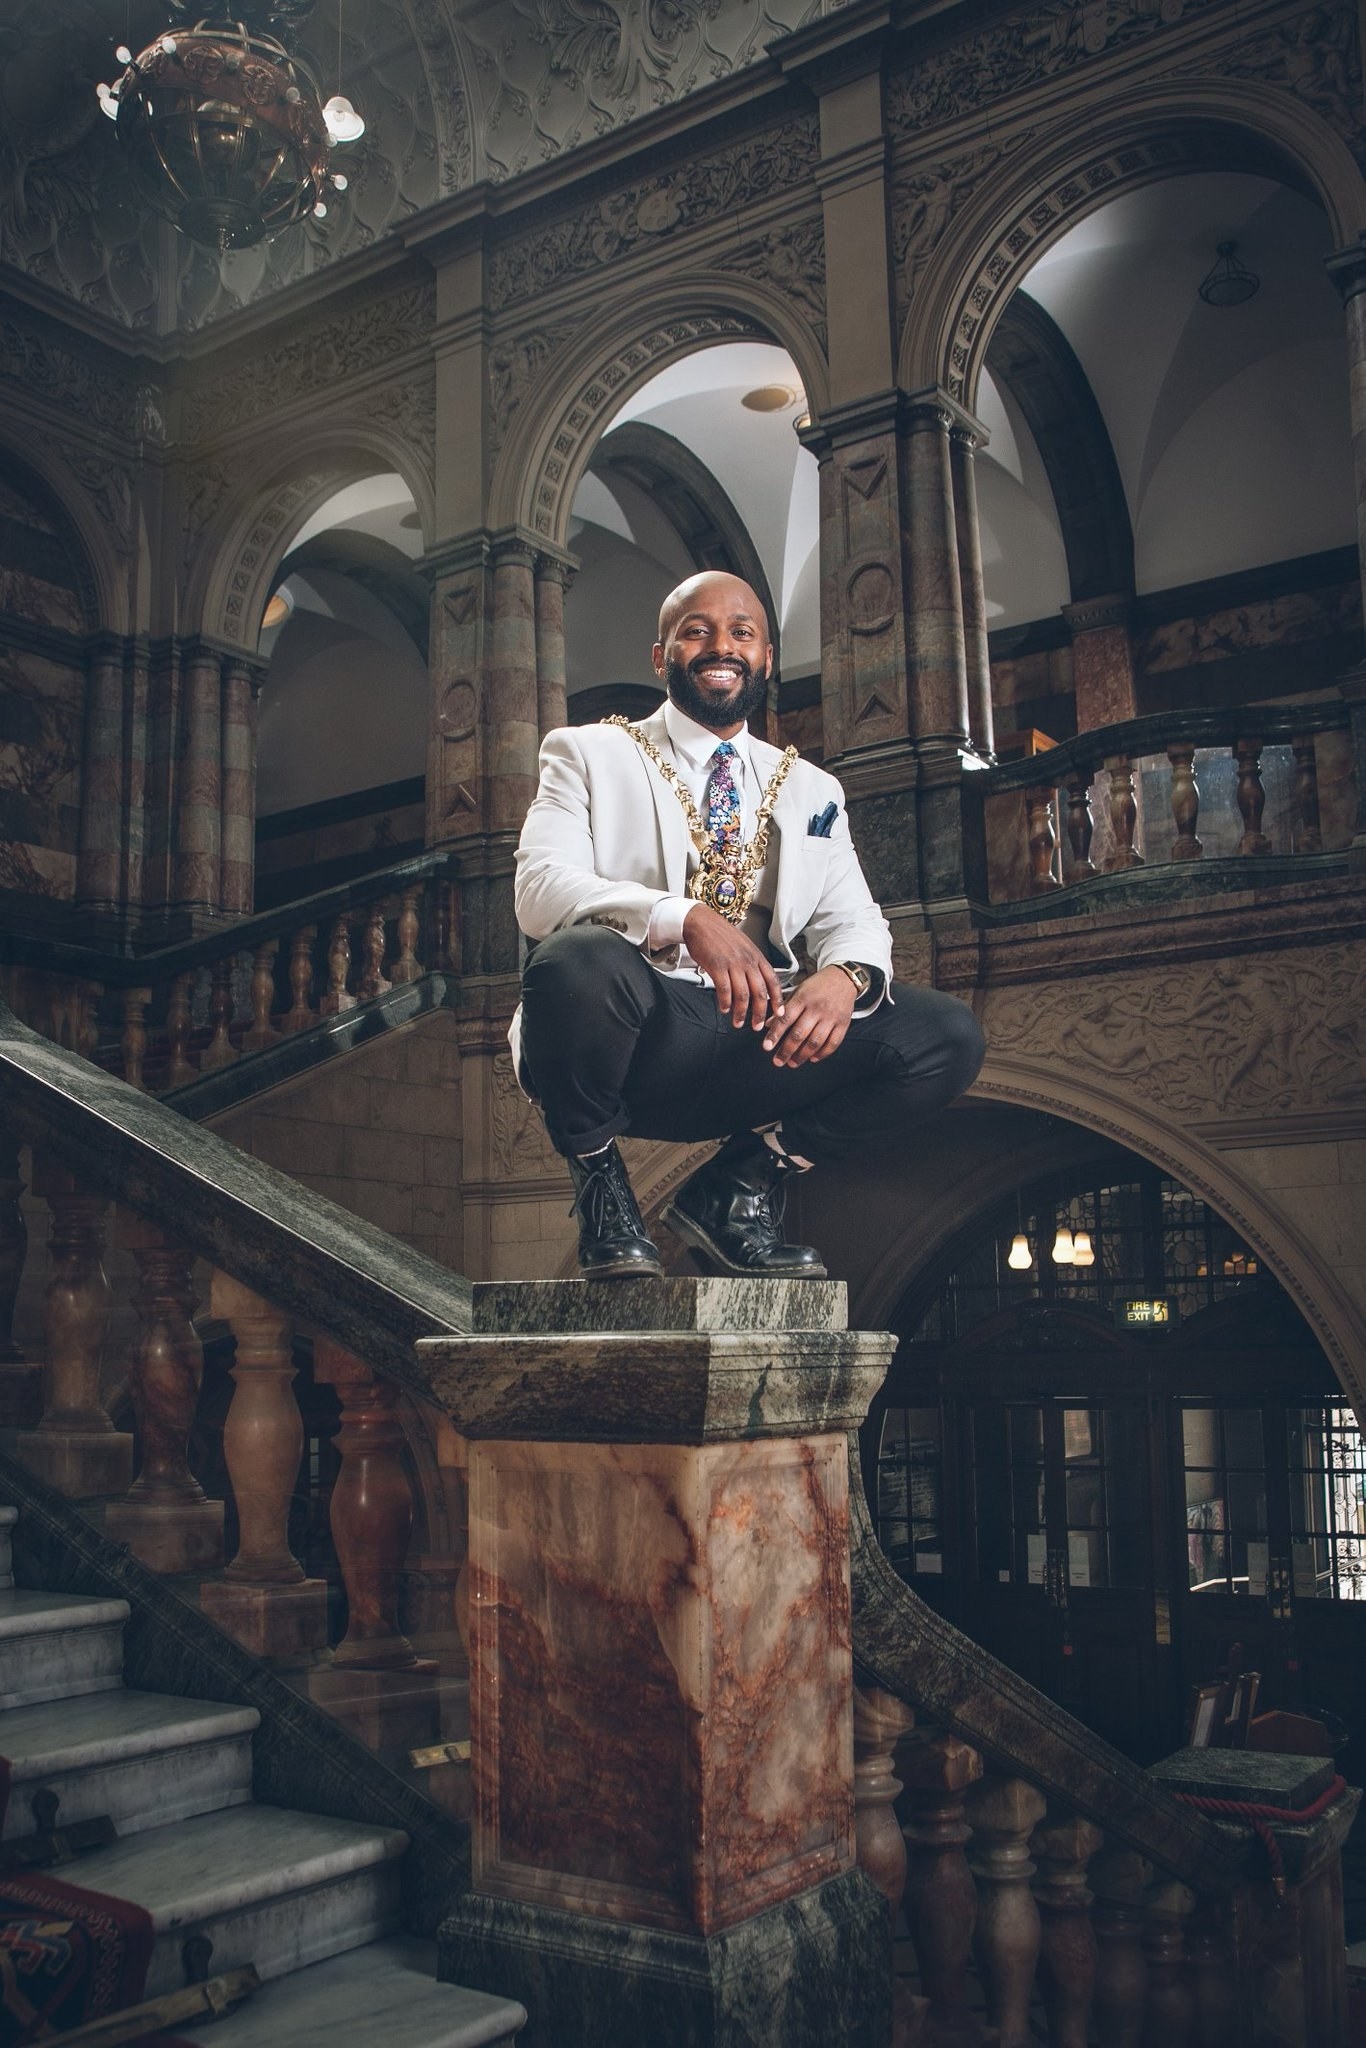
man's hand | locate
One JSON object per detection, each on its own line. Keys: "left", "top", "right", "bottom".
{"left": 683, "top": 903, "right": 786, "bottom": 1030}
{"left": 761, "top": 966, "right": 856, "bottom": 1068}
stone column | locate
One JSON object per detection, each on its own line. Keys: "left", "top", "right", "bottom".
{"left": 174, "top": 641, "right": 223, "bottom": 918}
{"left": 426, "top": 1277, "right": 896, "bottom": 2048}
{"left": 76, "top": 634, "right": 128, "bottom": 919}
{"left": 533, "top": 554, "right": 572, "bottom": 738}
{"left": 1062, "top": 595, "right": 1138, "bottom": 732}
{"left": 903, "top": 393, "right": 971, "bottom": 754}
{"left": 220, "top": 656, "right": 261, "bottom": 916}
{"left": 488, "top": 536, "right": 540, "bottom": 835}
{"left": 951, "top": 424, "right": 995, "bottom": 759}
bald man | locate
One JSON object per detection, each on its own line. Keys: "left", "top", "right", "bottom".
{"left": 511, "top": 571, "right": 984, "bottom": 1278}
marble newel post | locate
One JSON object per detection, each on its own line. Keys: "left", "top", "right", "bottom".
{"left": 420, "top": 1278, "right": 897, "bottom": 2048}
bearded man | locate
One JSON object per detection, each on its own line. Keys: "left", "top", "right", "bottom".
{"left": 510, "top": 569, "right": 985, "bottom": 1278}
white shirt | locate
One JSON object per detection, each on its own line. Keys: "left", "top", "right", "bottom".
{"left": 646, "top": 700, "right": 772, "bottom": 979}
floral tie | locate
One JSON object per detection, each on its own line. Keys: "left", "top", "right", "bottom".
{"left": 706, "top": 741, "right": 741, "bottom": 856}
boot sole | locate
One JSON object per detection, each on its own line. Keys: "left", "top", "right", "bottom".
{"left": 579, "top": 1255, "right": 665, "bottom": 1280}
{"left": 659, "top": 1203, "right": 828, "bottom": 1280}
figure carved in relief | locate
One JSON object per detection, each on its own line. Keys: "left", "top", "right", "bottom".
{"left": 509, "top": 570, "right": 985, "bottom": 1278}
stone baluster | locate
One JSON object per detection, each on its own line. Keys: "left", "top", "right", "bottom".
{"left": 358, "top": 903, "right": 392, "bottom": 1003}
{"left": 1186, "top": 1898, "right": 1238, "bottom": 2048}
{"left": 1031, "top": 1810, "right": 1103, "bottom": 2048}
{"left": 900, "top": 1730, "right": 986, "bottom": 2046}
{"left": 105, "top": 1217, "right": 223, "bottom": 1573}
{"left": 1025, "top": 787, "right": 1062, "bottom": 893}
{"left": 0, "top": 1133, "right": 28, "bottom": 1366}
{"left": 312, "top": 1338, "right": 423, "bottom": 1667}
{"left": 242, "top": 940, "right": 281, "bottom": 1053}
{"left": 201, "top": 958, "right": 239, "bottom": 1070}
{"left": 1234, "top": 738, "right": 1272, "bottom": 855}
{"left": 1291, "top": 737, "right": 1322, "bottom": 854}
{"left": 1167, "top": 744, "right": 1203, "bottom": 860}
{"left": 965, "top": 1774, "right": 1047, "bottom": 2048}
{"left": 15, "top": 1159, "right": 132, "bottom": 1497}
{"left": 1102, "top": 756, "right": 1144, "bottom": 871}
{"left": 854, "top": 1687, "right": 922, "bottom": 2048}
{"left": 319, "top": 916, "right": 357, "bottom": 1016}
{"left": 1090, "top": 1846, "right": 1152, "bottom": 2048}
{"left": 1063, "top": 771, "right": 1097, "bottom": 882}
{"left": 199, "top": 1272, "right": 327, "bottom": 1660}
{"left": 389, "top": 887, "right": 424, "bottom": 984}
{"left": 164, "top": 971, "right": 197, "bottom": 1088}
{"left": 120, "top": 987, "right": 151, "bottom": 1092}
{"left": 1141, "top": 1880, "right": 1195, "bottom": 2048}
{"left": 281, "top": 925, "right": 317, "bottom": 1034}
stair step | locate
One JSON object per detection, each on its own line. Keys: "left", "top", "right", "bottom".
{"left": 59, "top": 1802, "right": 409, "bottom": 1997}
{"left": 0, "top": 1505, "right": 15, "bottom": 1589}
{"left": 196, "top": 1935, "right": 526, "bottom": 2047}
{"left": 0, "top": 1588, "right": 128, "bottom": 1708}
{"left": 0, "top": 1688, "right": 258, "bottom": 1839}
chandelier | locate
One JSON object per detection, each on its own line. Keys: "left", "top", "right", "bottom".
{"left": 97, "top": 0, "right": 364, "bottom": 254}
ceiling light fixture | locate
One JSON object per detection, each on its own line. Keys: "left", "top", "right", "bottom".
{"left": 1198, "top": 241, "right": 1260, "bottom": 308}
{"left": 741, "top": 384, "right": 803, "bottom": 413}
{"left": 97, "top": 1, "right": 363, "bottom": 254}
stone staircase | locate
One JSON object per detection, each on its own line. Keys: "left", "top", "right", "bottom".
{"left": 0, "top": 1501, "right": 525, "bottom": 2048}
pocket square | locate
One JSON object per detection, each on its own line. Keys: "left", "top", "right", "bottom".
{"left": 808, "top": 802, "right": 837, "bottom": 839}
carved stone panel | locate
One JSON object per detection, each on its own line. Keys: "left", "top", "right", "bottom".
{"left": 825, "top": 439, "right": 908, "bottom": 751}
{"left": 430, "top": 561, "right": 491, "bottom": 843}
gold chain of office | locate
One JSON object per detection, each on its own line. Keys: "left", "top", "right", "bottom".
{"left": 603, "top": 716, "right": 798, "bottom": 924}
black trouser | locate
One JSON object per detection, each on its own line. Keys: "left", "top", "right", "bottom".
{"left": 519, "top": 926, "right": 986, "bottom": 1164}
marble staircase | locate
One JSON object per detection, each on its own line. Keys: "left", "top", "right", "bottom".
{"left": 0, "top": 1501, "right": 525, "bottom": 2048}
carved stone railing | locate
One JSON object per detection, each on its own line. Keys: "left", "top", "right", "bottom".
{"left": 0, "top": 850, "right": 459, "bottom": 1101}
{"left": 974, "top": 699, "right": 1357, "bottom": 912}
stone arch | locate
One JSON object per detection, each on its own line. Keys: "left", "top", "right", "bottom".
{"left": 0, "top": 434, "right": 124, "bottom": 636}
{"left": 898, "top": 81, "right": 1366, "bottom": 408}
{"left": 488, "top": 275, "right": 830, "bottom": 547}
{"left": 589, "top": 419, "right": 783, "bottom": 668}
{"left": 847, "top": 1053, "right": 1366, "bottom": 1420}
{"left": 190, "top": 429, "right": 436, "bottom": 653}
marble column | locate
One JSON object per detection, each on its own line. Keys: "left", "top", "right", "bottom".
{"left": 424, "top": 1276, "right": 896, "bottom": 2048}
{"left": 489, "top": 537, "right": 540, "bottom": 835}
{"left": 903, "top": 394, "right": 971, "bottom": 754}
{"left": 1062, "top": 594, "right": 1138, "bottom": 732}
{"left": 1327, "top": 235, "right": 1366, "bottom": 613}
{"left": 174, "top": 642, "right": 223, "bottom": 917}
{"left": 14, "top": 1157, "right": 133, "bottom": 1498}
{"left": 76, "top": 634, "right": 128, "bottom": 918}
{"left": 220, "top": 657, "right": 260, "bottom": 917}
{"left": 533, "top": 555, "right": 572, "bottom": 738}
{"left": 950, "top": 425, "right": 995, "bottom": 760}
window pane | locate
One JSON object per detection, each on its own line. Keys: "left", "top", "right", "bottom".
{"left": 1227, "top": 1472, "right": 1267, "bottom": 1535}
{"left": 1189, "top": 1529, "right": 1228, "bottom": 1591}
{"left": 1223, "top": 1409, "right": 1265, "bottom": 1472}
{"left": 1183, "top": 1408, "right": 1219, "bottom": 1466}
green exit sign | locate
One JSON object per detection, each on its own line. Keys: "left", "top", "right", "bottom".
{"left": 1115, "top": 1296, "right": 1178, "bottom": 1330}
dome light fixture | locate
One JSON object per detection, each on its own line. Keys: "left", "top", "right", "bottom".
{"left": 96, "top": 1, "right": 363, "bottom": 254}
{"left": 741, "top": 384, "right": 804, "bottom": 413}
{"left": 1198, "top": 241, "right": 1260, "bottom": 308}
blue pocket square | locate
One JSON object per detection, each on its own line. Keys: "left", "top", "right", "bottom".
{"left": 808, "top": 802, "right": 837, "bottom": 838}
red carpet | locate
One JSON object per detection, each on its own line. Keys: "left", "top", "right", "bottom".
{"left": 0, "top": 1868, "right": 154, "bottom": 2046}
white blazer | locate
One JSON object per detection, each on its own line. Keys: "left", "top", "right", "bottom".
{"left": 512, "top": 708, "right": 894, "bottom": 1003}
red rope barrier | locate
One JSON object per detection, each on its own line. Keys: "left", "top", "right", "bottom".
{"left": 1173, "top": 1774, "right": 1348, "bottom": 1900}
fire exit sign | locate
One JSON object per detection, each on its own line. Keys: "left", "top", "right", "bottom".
{"left": 1114, "top": 1296, "right": 1178, "bottom": 1329}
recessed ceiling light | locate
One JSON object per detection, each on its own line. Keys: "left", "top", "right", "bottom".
{"left": 262, "top": 587, "right": 295, "bottom": 631}
{"left": 741, "top": 384, "right": 802, "bottom": 413}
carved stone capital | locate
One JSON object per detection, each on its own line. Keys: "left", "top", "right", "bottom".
{"left": 1062, "top": 593, "right": 1133, "bottom": 636}
{"left": 1327, "top": 235, "right": 1366, "bottom": 305}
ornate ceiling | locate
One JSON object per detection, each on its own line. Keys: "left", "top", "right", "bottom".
{"left": 0, "top": 0, "right": 831, "bottom": 335}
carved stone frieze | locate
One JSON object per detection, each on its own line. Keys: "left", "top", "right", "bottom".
{"left": 0, "top": 317, "right": 132, "bottom": 442}
{"left": 713, "top": 214, "right": 827, "bottom": 346}
{"left": 490, "top": 1050, "right": 560, "bottom": 1178}
{"left": 887, "top": 0, "right": 1223, "bottom": 133}
{"left": 50, "top": 439, "right": 134, "bottom": 555}
{"left": 489, "top": 318, "right": 593, "bottom": 457}
{"left": 523, "top": 312, "right": 763, "bottom": 538}
{"left": 1183, "top": 1, "right": 1364, "bottom": 161}
{"left": 181, "top": 462, "right": 238, "bottom": 578}
{"left": 486, "top": 116, "right": 819, "bottom": 311}
{"left": 184, "top": 282, "right": 437, "bottom": 443}
{"left": 892, "top": 137, "right": 1033, "bottom": 326}
{"left": 984, "top": 944, "right": 1366, "bottom": 1119}
{"left": 359, "top": 370, "right": 438, "bottom": 479}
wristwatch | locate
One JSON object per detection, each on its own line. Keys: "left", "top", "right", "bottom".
{"left": 833, "top": 961, "right": 873, "bottom": 1000}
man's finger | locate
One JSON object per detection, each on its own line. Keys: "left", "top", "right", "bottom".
{"left": 772, "top": 1008, "right": 821, "bottom": 1066}
{"left": 747, "top": 965, "right": 776, "bottom": 1029}
{"left": 760, "top": 961, "right": 785, "bottom": 1023}
{"left": 713, "top": 964, "right": 734, "bottom": 1015}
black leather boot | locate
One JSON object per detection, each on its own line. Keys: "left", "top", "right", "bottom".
{"left": 661, "top": 1131, "right": 826, "bottom": 1277}
{"left": 568, "top": 1143, "right": 664, "bottom": 1279}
